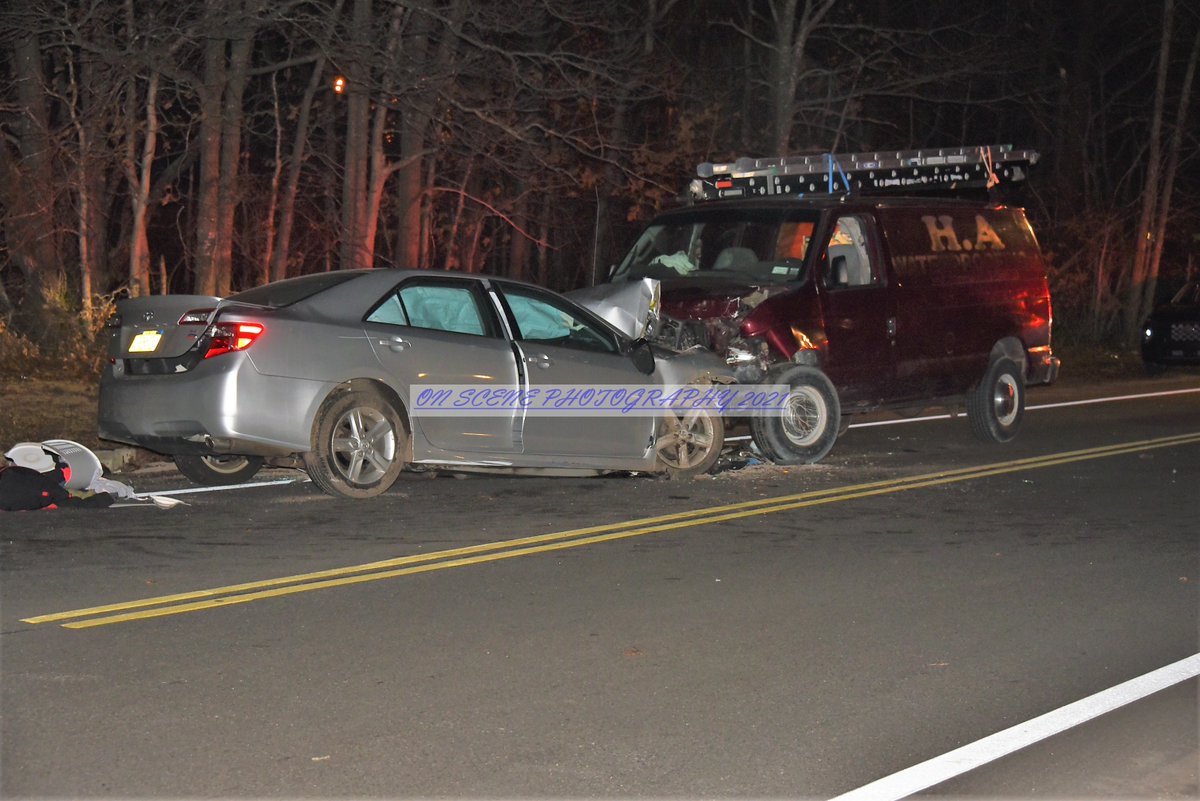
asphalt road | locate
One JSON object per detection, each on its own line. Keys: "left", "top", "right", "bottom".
{"left": 2, "top": 377, "right": 1198, "bottom": 799}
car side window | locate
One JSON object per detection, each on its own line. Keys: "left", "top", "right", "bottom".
{"left": 502, "top": 287, "right": 619, "bottom": 354}
{"left": 824, "top": 215, "right": 880, "bottom": 289}
{"left": 366, "top": 282, "right": 489, "bottom": 336}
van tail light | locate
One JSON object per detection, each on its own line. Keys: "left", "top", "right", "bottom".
{"left": 203, "top": 321, "right": 265, "bottom": 359}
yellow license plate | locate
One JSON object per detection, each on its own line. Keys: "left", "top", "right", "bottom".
{"left": 128, "top": 330, "right": 163, "bottom": 353}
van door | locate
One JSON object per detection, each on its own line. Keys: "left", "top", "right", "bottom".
{"left": 816, "top": 213, "right": 896, "bottom": 406}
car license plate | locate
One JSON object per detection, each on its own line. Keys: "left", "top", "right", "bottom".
{"left": 128, "top": 330, "right": 163, "bottom": 353}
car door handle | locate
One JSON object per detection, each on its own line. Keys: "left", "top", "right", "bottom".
{"left": 526, "top": 353, "right": 553, "bottom": 369}
{"left": 379, "top": 336, "right": 410, "bottom": 352}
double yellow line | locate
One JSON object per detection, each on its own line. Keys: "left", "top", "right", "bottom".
{"left": 23, "top": 432, "right": 1200, "bottom": 630}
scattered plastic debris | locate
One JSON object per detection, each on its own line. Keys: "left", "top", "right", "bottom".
{"left": 2, "top": 440, "right": 187, "bottom": 511}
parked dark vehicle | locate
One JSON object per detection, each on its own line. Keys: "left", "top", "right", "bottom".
{"left": 1141, "top": 281, "right": 1200, "bottom": 370}
{"left": 605, "top": 146, "right": 1060, "bottom": 464}
{"left": 99, "top": 270, "right": 733, "bottom": 498}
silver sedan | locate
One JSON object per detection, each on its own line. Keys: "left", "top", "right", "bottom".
{"left": 99, "top": 270, "right": 734, "bottom": 498}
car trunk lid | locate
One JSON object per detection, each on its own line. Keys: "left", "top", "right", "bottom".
{"left": 107, "top": 295, "right": 222, "bottom": 360}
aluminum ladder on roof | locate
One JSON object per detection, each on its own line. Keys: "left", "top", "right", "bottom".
{"left": 689, "top": 144, "right": 1039, "bottom": 202}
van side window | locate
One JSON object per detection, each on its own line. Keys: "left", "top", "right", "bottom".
{"left": 824, "top": 216, "right": 879, "bottom": 289}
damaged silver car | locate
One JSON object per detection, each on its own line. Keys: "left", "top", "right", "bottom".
{"left": 99, "top": 270, "right": 734, "bottom": 498}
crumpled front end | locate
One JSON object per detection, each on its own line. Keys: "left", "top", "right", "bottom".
{"left": 567, "top": 278, "right": 661, "bottom": 340}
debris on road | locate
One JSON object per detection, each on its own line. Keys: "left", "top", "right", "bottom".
{"left": 2, "top": 440, "right": 186, "bottom": 511}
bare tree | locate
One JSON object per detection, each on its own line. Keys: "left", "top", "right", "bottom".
{"left": 1124, "top": 0, "right": 1200, "bottom": 342}
{"left": 0, "top": 32, "right": 66, "bottom": 344}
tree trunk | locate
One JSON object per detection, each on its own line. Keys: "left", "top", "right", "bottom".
{"left": 1124, "top": 0, "right": 1173, "bottom": 343}
{"left": 193, "top": 23, "right": 227, "bottom": 295}
{"left": 66, "top": 53, "right": 98, "bottom": 320}
{"left": 767, "top": 0, "right": 837, "bottom": 153}
{"left": 127, "top": 72, "right": 160, "bottom": 298}
{"left": 2, "top": 35, "right": 65, "bottom": 344}
{"left": 270, "top": 55, "right": 327, "bottom": 282}
{"left": 338, "top": 0, "right": 373, "bottom": 270}
{"left": 214, "top": 33, "right": 253, "bottom": 296}
{"left": 1140, "top": 19, "right": 1200, "bottom": 326}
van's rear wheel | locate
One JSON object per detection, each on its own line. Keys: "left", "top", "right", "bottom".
{"left": 174, "top": 454, "right": 263, "bottom": 486}
{"left": 967, "top": 357, "right": 1024, "bottom": 443}
{"left": 750, "top": 365, "right": 841, "bottom": 465}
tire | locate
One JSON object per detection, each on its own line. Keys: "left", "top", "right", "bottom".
{"left": 966, "top": 357, "right": 1024, "bottom": 443}
{"left": 750, "top": 365, "right": 841, "bottom": 465}
{"left": 303, "top": 389, "right": 407, "bottom": 499}
{"left": 174, "top": 454, "right": 264, "bottom": 486}
{"left": 656, "top": 407, "right": 725, "bottom": 479}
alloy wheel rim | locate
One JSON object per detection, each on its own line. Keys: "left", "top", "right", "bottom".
{"left": 657, "top": 410, "right": 714, "bottom": 469}
{"left": 330, "top": 406, "right": 396, "bottom": 484}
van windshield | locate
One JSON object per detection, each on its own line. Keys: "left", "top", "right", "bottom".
{"left": 612, "top": 209, "right": 820, "bottom": 285}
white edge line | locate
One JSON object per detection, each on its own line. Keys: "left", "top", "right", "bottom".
{"left": 144, "top": 478, "right": 300, "bottom": 497}
{"left": 848, "top": 386, "right": 1200, "bottom": 430}
{"left": 829, "top": 652, "right": 1200, "bottom": 801}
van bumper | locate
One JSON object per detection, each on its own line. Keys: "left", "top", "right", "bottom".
{"left": 1027, "top": 349, "right": 1061, "bottom": 385}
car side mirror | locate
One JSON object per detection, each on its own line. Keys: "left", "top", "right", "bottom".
{"left": 630, "top": 337, "right": 655, "bottom": 374}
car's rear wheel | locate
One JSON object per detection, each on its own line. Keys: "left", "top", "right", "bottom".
{"left": 750, "top": 365, "right": 840, "bottom": 465}
{"left": 966, "top": 357, "right": 1024, "bottom": 442}
{"left": 304, "top": 389, "right": 406, "bottom": 499}
{"left": 174, "top": 454, "right": 264, "bottom": 486}
{"left": 656, "top": 407, "right": 724, "bottom": 479}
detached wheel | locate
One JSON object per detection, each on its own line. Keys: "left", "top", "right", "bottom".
{"left": 750, "top": 365, "right": 840, "bottom": 465}
{"left": 304, "top": 389, "right": 406, "bottom": 499}
{"left": 967, "top": 357, "right": 1024, "bottom": 443}
{"left": 174, "top": 454, "right": 263, "bottom": 486}
{"left": 657, "top": 407, "right": 725, "bottom": 479}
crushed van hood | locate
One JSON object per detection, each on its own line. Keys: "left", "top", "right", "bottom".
{"left": 656, "top": 278, "right": 779, "bottom": 321}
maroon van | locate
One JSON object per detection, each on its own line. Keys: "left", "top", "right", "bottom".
{"left": 607, "top": 146, "right": 1060, "bottom": 465}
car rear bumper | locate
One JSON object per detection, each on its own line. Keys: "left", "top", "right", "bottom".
{"left": 98, "top": 356, "right": 332, "bottom": 457}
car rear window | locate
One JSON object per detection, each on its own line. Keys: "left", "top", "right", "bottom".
{"left": 226, "top": 270, "right": 366, "bottom": 307}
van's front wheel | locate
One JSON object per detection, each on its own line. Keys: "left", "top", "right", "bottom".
{"left": 967, "top": 357, "right": 1024, "bottom": 442}
{"left": 750, "top": 365, "right": 841, "bottom": 465}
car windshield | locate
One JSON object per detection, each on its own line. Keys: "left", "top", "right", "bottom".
{"left": 226, "top": 270, "right": 366, "bottom": 307}
{"left": 611, "top": 209, "right": 819, "bottom": 285}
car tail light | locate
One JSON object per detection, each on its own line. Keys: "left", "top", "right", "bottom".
{"left": 203, "top": 321, "right": 265, "bottom": 359}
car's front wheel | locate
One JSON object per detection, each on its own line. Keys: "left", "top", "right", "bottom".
{"left": 174, "top": 454, "right": 264, "bottom": 486}
{"left": 304, "top": 388, "right": 407, "bottom": 499}
{"left": 656, "top": 407, "right": 725, "bottom": 479}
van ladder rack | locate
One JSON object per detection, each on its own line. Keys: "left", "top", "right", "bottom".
{"left": 690, "top": 144, "right": 1038, "bottom": 202}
